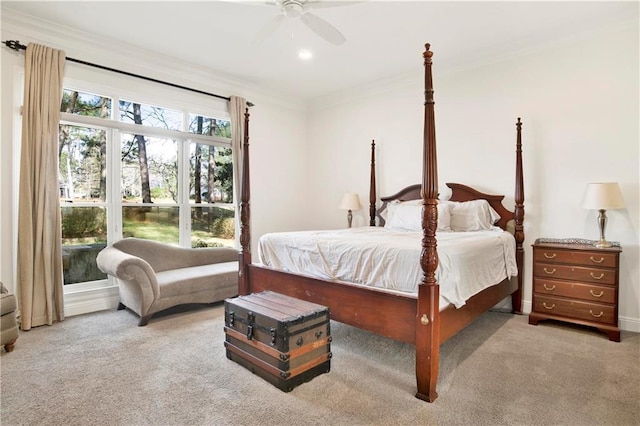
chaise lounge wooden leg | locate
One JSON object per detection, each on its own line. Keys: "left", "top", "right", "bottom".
{"left": 138, "top": 314, "right": 152, "bottom": 327}
{"left": 4, "top": 338, "right": 17, "bottom": 352}
{"left": 117, "top": 302, "right": 126, "bottom": 310}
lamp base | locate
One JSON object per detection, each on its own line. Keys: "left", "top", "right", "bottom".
{"left": 594, "top": 240, "right": 613, "bottom": 249}
{"left": 594, "top": 210, "right": 612, "bottom": 249}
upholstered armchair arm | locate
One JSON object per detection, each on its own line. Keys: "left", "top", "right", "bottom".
{"left": 96, "top": 246, "right": 160, "bottom": 301}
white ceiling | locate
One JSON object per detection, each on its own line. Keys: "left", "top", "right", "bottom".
{"left": 2, "top": 1, "right": 637, "bottom": 100}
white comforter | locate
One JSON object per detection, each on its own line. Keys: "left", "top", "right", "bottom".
{"left": 258, "top": 227, "right": 518, "bottom": 309}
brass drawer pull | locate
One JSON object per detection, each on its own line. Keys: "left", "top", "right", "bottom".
{"left": 543, "top": 252, "right": 557, "bottom": 259}
{"left": 543, "top": 284, "right": 556, "bottom": 291}
{"left": 590, "top": 290, "right": 604, "bottom": 298}
{"left": 590, "top": 272, "right": 605, "bottom": 280}
{"left": 543, "top": 268, "right": 556, "bottom": 275}
{"left": 590, "top": 256, "right": 605, "bottom": 264}
{"left": 589, "top": 310, "right": 604, "bottom": 318}
{"left": 542, "top": 302, "right": 555, "bottom": 310}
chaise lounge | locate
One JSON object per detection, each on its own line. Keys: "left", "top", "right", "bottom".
{"left": 96, "top": 238, "right": 239, "bottom": 326}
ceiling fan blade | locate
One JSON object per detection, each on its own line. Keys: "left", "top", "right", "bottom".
{"left": 300, "top": 12, "right": 346, "bottom": 45}
{"left": 253, "top": 14, "right": 286, "bottom": 44}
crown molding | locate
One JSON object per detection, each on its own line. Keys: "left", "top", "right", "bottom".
{"left": 1, "top": 8, "right": 306, "bottom": 112}
{"left": 308, "top": 15, "right": 638, "bottom": 113}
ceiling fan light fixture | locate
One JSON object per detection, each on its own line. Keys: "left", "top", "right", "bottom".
{"left": 282, "top": 1, "right": 304, "bottom": 17}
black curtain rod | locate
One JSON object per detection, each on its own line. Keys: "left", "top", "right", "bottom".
{"left": 2, "top": 40, "right": 254, "bottom": 107}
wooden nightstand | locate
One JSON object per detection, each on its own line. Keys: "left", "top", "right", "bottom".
{"left": 528, "top": 240, "right": 621, "bottom": 341}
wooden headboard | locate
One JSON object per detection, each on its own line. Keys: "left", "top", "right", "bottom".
{"left": 374, "top": 182, "right": 514, "bottom": 231}
{"left": 446, "top": 183, "right": 514, "bottom": 231}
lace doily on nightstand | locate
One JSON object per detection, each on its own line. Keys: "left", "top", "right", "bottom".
{"left": 534, "top": 237, "right": 621, "bottom": 247}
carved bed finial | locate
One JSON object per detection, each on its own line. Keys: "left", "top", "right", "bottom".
{"left": 423, "top": 44, "right": 433, "bottom": 62}
{"left": 423, "top": 44, "right": 434, "bottom": 105}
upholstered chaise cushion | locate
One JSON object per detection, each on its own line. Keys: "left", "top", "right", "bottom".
{"left": 157, "top": 262, "right": 238, "bottom": 298}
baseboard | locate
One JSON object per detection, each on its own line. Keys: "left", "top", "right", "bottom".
{"left": 64, "top": 285, "right": 120, "bottom": 317}
{"left": 619, "top": 316, "right": 640, "bottom": 334}
{"left": 492, "top": 298, "right": 533, "bottom": 315}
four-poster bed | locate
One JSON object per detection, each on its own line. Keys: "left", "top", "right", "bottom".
{"left": 237, "top": 44, "right": 525, "bottom": 402}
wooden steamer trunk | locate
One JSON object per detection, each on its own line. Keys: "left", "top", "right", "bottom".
{"left": 224, "top": 291, "right": 331, "bottom": 392}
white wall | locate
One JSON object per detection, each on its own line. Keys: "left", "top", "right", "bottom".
{"left": 306, "top": 20, "right": 639, "bottom": 331}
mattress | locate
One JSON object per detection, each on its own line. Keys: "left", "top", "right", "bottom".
{"left": 258, "top": 226, "right": 518, "bottom": 309}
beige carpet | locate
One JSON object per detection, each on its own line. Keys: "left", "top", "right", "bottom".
{"left": 1, "top": 302, "right": 638, "bottom": 426}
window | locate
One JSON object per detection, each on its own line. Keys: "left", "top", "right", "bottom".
{"left": 59, "top": 88, "right": 234, "bottom": 286}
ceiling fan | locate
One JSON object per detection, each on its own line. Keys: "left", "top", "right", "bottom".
{"left": 254, "top": 0, "right": 353, "bottom": 46}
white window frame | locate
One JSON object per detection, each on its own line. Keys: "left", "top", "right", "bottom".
{"left": 58, "top": 77, "right": 233, "bottom": 296}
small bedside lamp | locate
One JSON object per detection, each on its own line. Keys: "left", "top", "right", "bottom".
{"left": 339, "top": 193, "right": 362, "bottom": 228}
{"left": 582, "top": 182, "right": 625, "bottom": 248}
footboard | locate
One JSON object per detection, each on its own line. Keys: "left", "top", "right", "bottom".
{"left": 247, "top": 264, "right": 418, "bottom": 344}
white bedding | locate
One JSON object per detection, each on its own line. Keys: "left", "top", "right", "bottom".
{"left": 258, "top": 227, "right": 518, "bottom": 309}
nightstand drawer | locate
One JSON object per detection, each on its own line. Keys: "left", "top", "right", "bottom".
{"left": 534, "top": 295, "right": 615, "bottom": 325}
{"left": 533, "top": 249, "right": 617, "bottom": 268}
{"left": 533, "top": 263, "right": 616, "bottom": 285}
{"left": 533, "top": 278, "right": 616, "bottom": 304}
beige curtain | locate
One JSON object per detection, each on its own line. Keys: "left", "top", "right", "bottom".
{"left": 17, "top": 43, "right": 66, "bottom": 330}
{"left": 229, "top": 96, "right": 247, "bottom": 247}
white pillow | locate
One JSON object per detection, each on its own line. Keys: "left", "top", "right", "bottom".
{"left": 384, "top": 200, "right": 452, "bottom": 232}
{"left": 437, "top": 203, "right": 453, "bottom": 231}
{"left": 385, "top": 202, "right": 421, "bottom": 231}
{"left": 380, "top": 200, "right": 398, "bottom": 225}
{"left": 381, "top": 199, "right": 418, "bottom": 226}
{"left": 445, "top": 199, "right": 501, "bottom": 231}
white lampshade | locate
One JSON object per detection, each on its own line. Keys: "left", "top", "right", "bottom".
{"left": 582, "top": 182, "right": 625, "bottom": 210}
{"left": 339, "top": 193, "right": 362, "bottom": 211}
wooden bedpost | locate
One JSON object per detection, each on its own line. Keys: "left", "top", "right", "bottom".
{"left": 512, "top": 117, "right": 525, "bottom": 314}
{"left": 415, "top": 43, "right": 440, "bottom": 403}
{"left": 238, "top": 107, "right": 251, "bottom": 296}
{"left": 369, "top": 140, "right": 377, "bottom": 226}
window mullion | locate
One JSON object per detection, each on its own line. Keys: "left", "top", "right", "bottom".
{"left": 109, "top": 128, "right": 123, "bottom": 242}
{"left": 178, "top": 135, "right": 190, "bottom": 247}
{"left": 179, "top": 111, "right": 191, "bottom": 248}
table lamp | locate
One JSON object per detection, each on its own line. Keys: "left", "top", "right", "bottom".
{"left": 339, "top": 193, "right": 362, "bottom": 228}
{"left": 582, "top": 182, "right": 625, "bottom": 248}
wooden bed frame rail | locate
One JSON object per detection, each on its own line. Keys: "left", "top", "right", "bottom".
{"left": 238, "top": 44, "right": 524, "bottom": 403}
